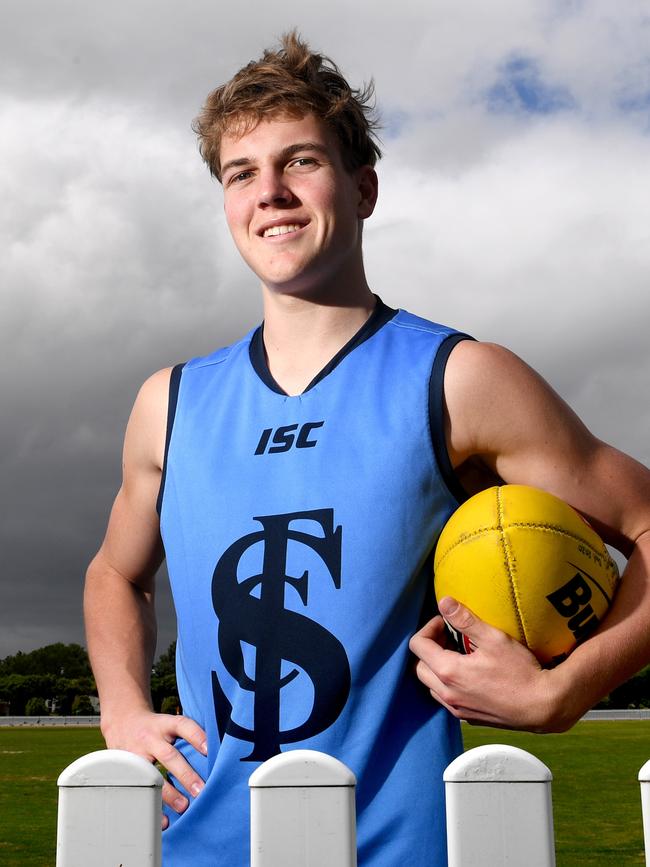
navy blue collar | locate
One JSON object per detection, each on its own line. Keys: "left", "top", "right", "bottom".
{"left": 249, "top": 297, "right": 398, "bottom": 395}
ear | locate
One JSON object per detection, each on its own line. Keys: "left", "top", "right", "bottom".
{"left": 356, "top": 166, "right": 379, "bottom": 219}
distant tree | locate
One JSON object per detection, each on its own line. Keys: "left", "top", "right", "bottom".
{"left": 161, "top": 695, "right": 181, "bottom": 715}
{"left": 25, "top": 696, "right": 49, "bottom": 716}
{"left": 0, "top": 674, "right": 55, "bottom": 714}
{"left": 151, "top": 674, "right": 179, "bottom": 712}
{"left": 153, "top": 641, "right": 176, "bottom": 679}
{"left": 71, "top": 694, "right": 95, "bottom": 716}
{"left": 0, "top": 643, "right": 92, "bottom": 678}
{"left": 1, "top": 650, "right": 26, "bottom": 676}
{"left": 599, "top": 665, "right": 650, "bottom": 709}
{"left": 54, "top": 690, "right": 73, "bottom": 716}
{"left": 54, "top": 676, "right": 97, "bottom": 715}
{"left": 151, "top": 642, "right": 177, "bottom": 710}
{"left": 0, "top": 645, "right": 97, "bottom": 713}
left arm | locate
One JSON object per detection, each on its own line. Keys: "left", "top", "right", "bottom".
{"left": 410, "top": 341, "right": 650, "bottom": 732}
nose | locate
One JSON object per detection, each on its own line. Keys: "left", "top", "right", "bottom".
{"left": 258, "top": 167, "right": 293, "bottom": 207}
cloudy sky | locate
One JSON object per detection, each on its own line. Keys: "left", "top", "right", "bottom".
{"left": 2, "top": 0, "right": 649, "bottom": 659}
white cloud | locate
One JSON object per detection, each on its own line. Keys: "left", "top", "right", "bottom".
{"left": 366, "top": 114, "right": 650, "bottom": 457}
{"left": 0, "top": 95, "right": 251, "bottom": 368}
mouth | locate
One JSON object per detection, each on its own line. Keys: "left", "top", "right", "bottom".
{"left": 260, "top": 222, "right": 307, "bottom": 239}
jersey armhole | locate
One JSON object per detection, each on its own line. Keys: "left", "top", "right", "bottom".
{"left": 156, "top": 363, "right": 185, "bottom": 517}
{"left": 428, "top": 334, "right": 474, "bottom": 506}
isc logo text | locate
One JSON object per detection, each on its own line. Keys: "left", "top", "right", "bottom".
{"left": 255, "top": 421, "right": 325, "bottom": 455}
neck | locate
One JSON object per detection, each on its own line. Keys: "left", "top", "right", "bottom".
{"left": 260, "top": 283, "right": 377, "bottom": 396}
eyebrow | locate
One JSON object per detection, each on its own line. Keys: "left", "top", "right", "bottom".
{"left": 221, "top": 141, "right": 331, "bottom": 179}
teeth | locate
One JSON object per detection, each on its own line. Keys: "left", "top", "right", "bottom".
{"left": 263, "top": 224, "right": 302, "bottom": 238}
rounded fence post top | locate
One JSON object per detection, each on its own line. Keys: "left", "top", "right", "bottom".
{"left": 444, "top": 744, "right": 553, "bottom": 783}
{"left": 57, "top": 749, "right": 164, "bottom": 787}
{"left": 249, "top": 749, "right": 356, "bottom": 788}
{"left": 638, "top": 759, "right": 650, "bottom": 781}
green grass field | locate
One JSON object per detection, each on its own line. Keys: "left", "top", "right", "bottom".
{"left": 0, "top": 722, "right": 647, "bottom": 865}
{"left": 0, "top": 727, "right": 104, "bottom": 866}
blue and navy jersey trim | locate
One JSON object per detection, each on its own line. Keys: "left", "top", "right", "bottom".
{"left": 429, "top": 332, "right": 474, "bottom": 505}
{"left": 156, "top": 362, "right": 185, "bottom": 517}
{"left": 248, "top": 297, "right": 399, "bottom": 395}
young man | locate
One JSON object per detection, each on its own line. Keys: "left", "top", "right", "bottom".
{"left": 84, "top": 32, "right": 650, "bottom": 866}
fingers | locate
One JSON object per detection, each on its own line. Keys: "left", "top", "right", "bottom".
{"left": 410, "top": 615, "right": 471, "bottom": 715}
{"left": 173, "top": 714, "right": 209, "bottom": 758}
{"left": 103, "top": 710, "right": 207, "bottom": 816}
{"left": 156, "top": 731, "right": 206, "bottom": 806}
{"left": 163, "top": 778, "right": 190, "bottom": 814}
{"left": 437, "top": 596, "right": 469, "bottom": 625}
{"left": 413, "top": 656, "right": 488, "bottom": 721}
{"left": 412, "top": 613, "right": 447, "bottom": 643}
{"left": 409, "top": 614, "right": 447, "bottom": 659}
{"left": 432, "top": 596, "right": 511, "bottom": 655}
{"left": 437, "top": 596, "right": 492, "bottom": 649}
{"left": 149, "top": 714, "right": 207, "bottom": 811}
{"left": 409, "top": 598, "right": 550, "bottom": 730}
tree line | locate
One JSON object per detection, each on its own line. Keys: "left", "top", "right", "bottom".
{"left": 1, "top": 640, "right": 649, "bottom": 715}
{"left": 0, "top": 641, "right": 180, "bottom": 716}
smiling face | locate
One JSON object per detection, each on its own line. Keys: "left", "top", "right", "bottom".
{"left": 220, "top": 113, "right": 378, "bottom": 300}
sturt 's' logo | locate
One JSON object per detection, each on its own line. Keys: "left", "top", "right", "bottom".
{"left": 211, "top": 509, "right": 350, "bottom": 762}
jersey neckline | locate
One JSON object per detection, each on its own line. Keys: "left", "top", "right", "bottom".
{"left": 248, "top": 297, "right": 399, "bottom": 396}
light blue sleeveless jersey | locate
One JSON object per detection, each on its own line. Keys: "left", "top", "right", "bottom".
{"left": 158, "top": 302, "right": 469, "bottom": 866}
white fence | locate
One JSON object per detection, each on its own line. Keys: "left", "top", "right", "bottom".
{"left": 56, "top": 746, "right": 650, "bottom": 866}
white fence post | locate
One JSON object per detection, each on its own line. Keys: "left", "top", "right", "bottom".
{"left": 444, "top": 744, "right": 555, "bottom": 867}
{"left": 638, "top": 760, "right": 650, "bottom": 866}
{"left": 56, "top": 748, "right": 163, "bottom": 867}
{"left": 249, "top": 749, "right": 357, "bottom": 867}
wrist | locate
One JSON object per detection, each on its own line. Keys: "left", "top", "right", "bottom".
{"left": 99, "top": 698, "right": 154, "bottom": 738}
{"left": 534, "top": 663, "right": 584, "bottom": 733}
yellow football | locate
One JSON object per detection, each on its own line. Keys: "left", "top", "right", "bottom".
{"left": 433, "top": 485, "right": 620, "bottom": 665}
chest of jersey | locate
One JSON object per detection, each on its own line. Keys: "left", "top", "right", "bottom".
{"left": 159, "top": 310, "right": 466, "bottom": 867}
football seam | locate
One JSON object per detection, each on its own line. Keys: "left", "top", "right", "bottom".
{"left": 435, "top": 522, "right": 611, "bottom": 566}
{"left": 496, "top": 488, "right": 529, "bottom": 647}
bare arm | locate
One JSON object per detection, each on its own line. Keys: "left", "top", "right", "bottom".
{"left": 84, "top": 368, "right": 207, "bottom": 821}
{"left": 410, "top": 341, "right": 650, "bottom": 731}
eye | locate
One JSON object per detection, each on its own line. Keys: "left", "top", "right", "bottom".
{"left": 289, "top": 157, "right": 318, "bottom": 169}
{"left": 227, "top": 170, "right": 254, "bottom": 186}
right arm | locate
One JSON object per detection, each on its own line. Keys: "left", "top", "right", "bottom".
{"left": 84, "top": 368, "right": 207, "bottom": 824}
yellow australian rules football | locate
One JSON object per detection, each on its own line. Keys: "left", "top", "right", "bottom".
{"left": 433, "top": 485, "right": 620, "bottom": 665}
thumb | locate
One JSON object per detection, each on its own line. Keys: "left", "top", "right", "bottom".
{"left": 437, "top": 596, "right": 487, "bottom": 653}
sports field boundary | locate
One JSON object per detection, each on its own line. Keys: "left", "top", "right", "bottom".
{"left": 3, "top": 709, "right": 650, "bottom": 726}
{"left": 581, "top": 709, "right": 650, "bottom": 720}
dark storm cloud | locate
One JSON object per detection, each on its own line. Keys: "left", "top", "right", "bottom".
{"left": 0, "top": 88, "right": 262, "bottom": 655}
{"left": 2, "top": 0, "right": 649, "bottom": 656}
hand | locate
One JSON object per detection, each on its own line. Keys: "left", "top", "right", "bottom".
{"left": 409, "top": 597, "right": 572, "bottom": 732}
{"left": 101, "top": 708, "right": 208, "bottom": 829}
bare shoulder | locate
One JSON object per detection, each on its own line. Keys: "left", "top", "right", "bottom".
{"left": 443, "top": 339, "right": 594, "bottom": 485}
{"left": 443, "top": 340, "right": 650, "bottom": 549}
{"left": 133, "top": 367, "right": 174, "bottom": 418}
{"left": 443, "top": 341, "right": 577, "bottom": 454}
{"left": 124, "top": 367, "right": 174, "bottom": 474}
{"left": 444, "top": 340, "right": 549, "bottom": 406}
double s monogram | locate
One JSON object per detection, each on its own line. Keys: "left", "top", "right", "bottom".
{"left": 211, "top": 509, "right": 351, "bottom": 762}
